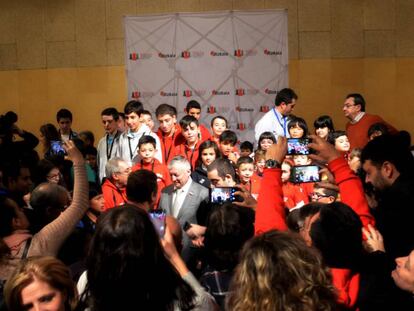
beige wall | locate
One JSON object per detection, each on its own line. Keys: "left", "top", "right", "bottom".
{"left": 0, "top": 0, "right": 413, "bottom": 140}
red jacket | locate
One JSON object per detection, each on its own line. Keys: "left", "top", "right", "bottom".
{"left": 282, "top": 182, "right": 310, "bottom": 210}
{"left": 156, "top": 124, "right": 181, "bottom": 164}
{"left": 175, "top": 141, "right": 201, "bottom": 171}
{"left": 131, "top": 159, "right": 171, "bottom": 206}
{"left": 102, "top": 179, "right": 127, "bottom": 210}
{"left": 240, "top": 174, "right": 262, "bottom": 201}
{"left": 255, "top": 157, "right": 375, "bottom": 308}
{"left": 199, "top": 124, "right": 212, "bottom": 141}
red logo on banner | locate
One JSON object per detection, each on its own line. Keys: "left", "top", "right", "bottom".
{"left": 234, "top": 49, "right": 244, "bottom": 57}
{"left": 265, "top": 88, "right": 278, "bottom": 95}
{"left": 260, "top": 105, "right": 271, "bottom": 113}
{"left": 182, "top": 51, "right": 190, "bottom": 58}
{"left": 183, "top": 90, "right": 192, "bottom": 97}
{"left": 207, "top": 106, "right": 216, "bottom": 114}
{"left": 132, "top": 91, "right": 140, "bottom": 98}
{"left": 237, "top": 123, "right": 246, "bottom": 130}
{"left": 129, "top": 52, "right": 151, "bottom": 60}
{"left": 264, "top": 49, "right": 282, "bottom": 56}
{"left": 235, "top": 89, "right": 245, "bottom": 96}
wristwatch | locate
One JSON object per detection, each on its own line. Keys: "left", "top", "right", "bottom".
{"left": 265, "top": 159, "right": 281, "bottom": 169}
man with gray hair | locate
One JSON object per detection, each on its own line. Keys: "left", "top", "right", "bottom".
{"left": 101, "top": 157, "right": 130, "bottom": 210}
{"left": 159, "top": 155, "right": 209, "bottom": 264}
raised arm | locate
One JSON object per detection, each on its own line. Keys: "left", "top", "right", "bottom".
{"left": 33, "top": 140, "right": 89, "bottom": 256}
{"left": 309, "top": 135, "right": 375, "bottom": 228}
{"left": 255, "top": 138, "right": 288, "bottom": 235}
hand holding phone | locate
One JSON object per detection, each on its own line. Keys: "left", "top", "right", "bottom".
{"left": 50, "top": 140, "right": 67, "bottom": 156}
{"left": 149, "top": 209, "right": 166, "bottom": 237}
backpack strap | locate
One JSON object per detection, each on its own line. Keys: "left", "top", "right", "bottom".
{"left": 21, "top": 238, "right": 32, "bottom": 259}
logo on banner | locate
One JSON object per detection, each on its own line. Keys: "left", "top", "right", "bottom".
{"left": 212, "top": 90, "right": 230, "bottom": 96}
{"left": 181, "top": 51, "right": 204, "bottom": 58}
{"left": 129, "top": 52, "right": 152, "bottom": 60}
{"left": 235, "top": 88, "right": 259, "bottom": 96}
{"left": 183, "top": 90, "right": 192, "bottom": 97}
{"left": 183, "top": 89, "right": 206, "bottom": 97}
{"left": 160, "top": 91, "right": 178, "bottom": 97}
{"left": 158, "top": 52, "right": 176, "bottom": 58}
{"left": 259, "top": 105, "right": 271, "bottom": 113}
{"left": 207, "top": 106, "right": 216, "bottom": 114}
{"left": 265, "top": 88, "right": 278, "bottom": 95}
{"left": 236, "top": 106, "right": 254, "bottom": 112}
{"left": 210, "top": 51, "right": 229, "bottom": 56}
{"left": 264, "top": 49, "right": 282, "bottom": 56}
{"left": 237, "top": 123, "right": 247, "bottom": 130}
{"left": 131, "top": 91, "right": 155, "bottom": 99}
{"left": 234, "top": 49, "right": 258, "bottom": 58}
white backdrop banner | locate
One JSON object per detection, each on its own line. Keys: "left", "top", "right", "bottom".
{"left": 124, "top": 10, "right": 288, "bottom": 143}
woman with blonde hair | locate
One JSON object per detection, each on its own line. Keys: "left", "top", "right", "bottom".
{"left": 4, "top": 256, "right": 78, "bottom": 311}
{"left": 226, "top": 230, "right": 341, "bottom": 311}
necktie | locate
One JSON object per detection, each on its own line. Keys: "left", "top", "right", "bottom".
{"left": 172, "top": 189, "right": 182, "bottom": 218}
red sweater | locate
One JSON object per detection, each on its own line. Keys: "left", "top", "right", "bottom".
{"left": 102, "top": 179, "right": 127, "bottom": 210}
{"left": 346, "top": 113, "right": 397, "bottom": 150}
{"left": 156, "top": 124, "right": 181, "bottom": 164}
{"left": 255, "top": 157, "right": 375, "bottom": 308}
{"left": 131, "top": 159, "right": 171, "bottom": 207}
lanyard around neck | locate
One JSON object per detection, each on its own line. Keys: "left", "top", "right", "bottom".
{"left": 273, "top": 108, "right": 287, "bottom": 136}
{"left": 106, "top": 132, "right": 119, "bottom": 160}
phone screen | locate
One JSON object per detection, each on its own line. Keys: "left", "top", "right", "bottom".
{"left": 50, "top": 140, "right": 67, "bottom": 156}
{"left": 287, "top": 138, "right": 310, "bottom": 155}
{"left": 210, "top": 187, "right": 237, "bottom": 204}
{"left": 149, "top": 209, "right": 166, "bottom": 237}
{"left": 290, "top": 165, "right": 320, "bottom": 183}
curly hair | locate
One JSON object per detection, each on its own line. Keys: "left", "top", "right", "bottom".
{"left": 227, "top": 230, "right": 339, "bottom": 311}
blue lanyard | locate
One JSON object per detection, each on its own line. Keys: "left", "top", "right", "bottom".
{"left": 273, "top": 108, "right": 287, "bottom": 136}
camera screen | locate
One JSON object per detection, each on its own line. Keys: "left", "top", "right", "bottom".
{"left": 50, "top": 140, "right": 66, "bottom": 156}
{"left": 210, "top": 187, "right": 236, "bottom": 204}
{"left": 287, "top": 138, "right": 310, "bottom": 155}
{"left": 290, "top": 165, "right": 320, "bottom": 183}
{"left": 149, "top": 210, "right": 166, "bottom": 237}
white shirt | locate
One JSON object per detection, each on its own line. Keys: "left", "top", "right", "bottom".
{"left": 350, "top": 112, "right": 366, "bottom": 124}
{"left": 255, "top": 107, "right": 290, "bottom": 142}
{"left": 171, "top": 178, "right": 193, "bottom": 218}
{"left": 118, "top": 124, "right": 162, "bottom": 165}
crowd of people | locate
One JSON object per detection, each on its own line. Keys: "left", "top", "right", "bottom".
{"left": 0, "top": 90, "right": 413, "bottom": 310}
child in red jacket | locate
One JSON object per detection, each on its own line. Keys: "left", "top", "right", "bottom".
{"left": 132, "top": 135, "right": 171, "bottom": 207}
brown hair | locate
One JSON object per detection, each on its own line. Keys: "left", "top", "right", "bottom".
{"left": 227, "top": 230, "right": 339, "bottom": 311}
{"left": 4, "top": 256, "right": 78, "bottom": 311}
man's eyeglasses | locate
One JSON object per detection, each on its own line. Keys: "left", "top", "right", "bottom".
{"left": 310, "top": 192, "right": 330, "bottom": 200}
{"left": 343, "top": 103, "right": 357, "bottom": 109}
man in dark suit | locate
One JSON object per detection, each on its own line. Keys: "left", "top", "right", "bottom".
{"left": 159, "top": 155, "right": 209, "bottom": 264}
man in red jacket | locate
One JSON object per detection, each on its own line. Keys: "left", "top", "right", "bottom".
{"left": 101, "top": 157, "right": 130, "bottom": 210}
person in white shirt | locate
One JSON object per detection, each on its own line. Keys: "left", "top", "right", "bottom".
{"left": 254, "top": 88, "right": 298, "bottom": 142}
{"left": 96, "top": 108, "right": 123, "bottom": 182}
{"left": 118, "top": 100, "right": 162, "bottom": 165}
